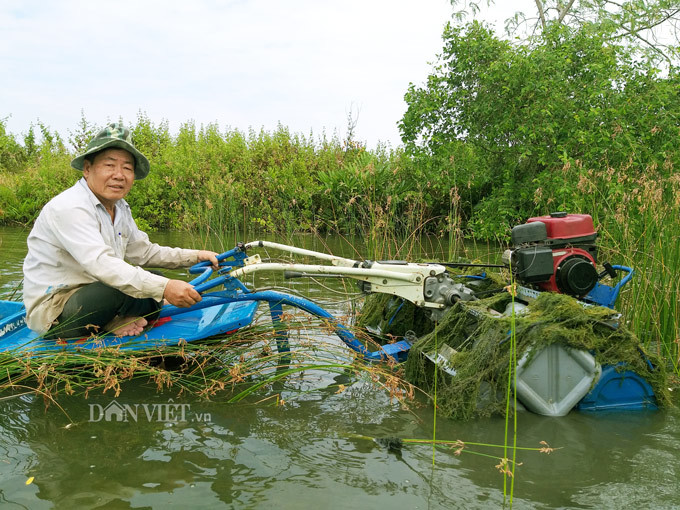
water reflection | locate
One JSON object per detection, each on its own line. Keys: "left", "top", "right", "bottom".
{"left": 0, "top": 385, "right": 489, "bottom": 508}
{"left": 1, "top": 370, "right": 678, "bottom": 508}
{"left": 431, "top": 410, "right": 679, "bottom": 509}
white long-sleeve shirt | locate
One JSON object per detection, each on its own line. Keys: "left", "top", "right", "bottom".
{"left": 23, "top": 178, "right": 202, "bottom": 334}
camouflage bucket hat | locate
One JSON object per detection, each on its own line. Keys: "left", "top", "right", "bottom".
{"left": 71, "top": 122, "right": 150, "bottom": 180}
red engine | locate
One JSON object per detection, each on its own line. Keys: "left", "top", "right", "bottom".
{"left": 505, "top": 212, "right": 600, "bottom": 297}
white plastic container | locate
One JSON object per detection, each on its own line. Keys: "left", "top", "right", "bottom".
{"left": 514, "top": 342, "right": 601, "bottom": 416}
{"left": 503, "top": 302, "right": 529, "bottom": 316}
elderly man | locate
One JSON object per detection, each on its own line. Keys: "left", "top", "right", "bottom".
{"left": 23, "top": 122, "right": 218, "bottom": 339}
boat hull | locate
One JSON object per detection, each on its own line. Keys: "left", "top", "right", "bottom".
{"left": 0, "top": 300, "right": 258, "bottom": 353}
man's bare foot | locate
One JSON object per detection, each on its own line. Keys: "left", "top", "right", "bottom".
{"left": 104, "top": 316, "right": 148, "bottom": 337}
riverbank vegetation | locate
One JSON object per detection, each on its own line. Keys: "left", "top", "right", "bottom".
{"left": 1, "top": 2, "right": 679, "bottom": 373}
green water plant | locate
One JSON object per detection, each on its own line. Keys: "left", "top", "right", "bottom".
{"left": 402, "top": 290, "right": 669, "bottom": 421}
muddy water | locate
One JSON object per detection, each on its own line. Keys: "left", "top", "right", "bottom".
{"left": 1, "top": 227, "right": 678, "bottom": 509}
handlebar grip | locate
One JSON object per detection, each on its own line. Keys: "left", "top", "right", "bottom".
{"left": 603, "top": 262, "right": 617, "bottom": 278}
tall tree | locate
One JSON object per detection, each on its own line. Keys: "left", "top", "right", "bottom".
{"left": 451, "top": 0, "right": 680, "bottom": 63}
{"left": 399, "top": 5, "right": 680, "bottom": 238}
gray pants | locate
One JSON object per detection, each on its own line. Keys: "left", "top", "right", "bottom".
{"left": 45, "top": 282, "right": 162, "bottom": 339}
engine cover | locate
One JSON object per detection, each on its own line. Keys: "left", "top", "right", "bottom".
{"left": 540, "top": 250, "right": 598, "bottom": 295}
{"left": 527, "top": 213, "right": 596, "bottom": 242}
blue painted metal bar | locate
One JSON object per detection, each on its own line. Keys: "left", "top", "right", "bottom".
{"left": 189, "top": 246, "right": 248, "bottom": 274}
{"left": 269, "top": 301, "right": 290, "bottom": 353}
{"left": 584, "top": 265, "right": 634, "bottom": 309}
{"left": 188, "top": 267, "right": 213, "bottom": 287}
{"left": 193, "top": 274, "right": 228, "bottom": 294}
{"left": 387, "top": 301, "right": 404, "bottom": 327}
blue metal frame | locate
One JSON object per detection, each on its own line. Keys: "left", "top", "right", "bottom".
{"left": 584, "top": 265, "right": 634, "bottom": 309}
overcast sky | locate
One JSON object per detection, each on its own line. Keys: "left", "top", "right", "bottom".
{"left": 1, "top": 0, "right": 530, "bottom": 149}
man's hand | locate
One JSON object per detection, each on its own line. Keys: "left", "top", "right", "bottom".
{"left": 164, "top": 279, "right": 202, "bottom": 307}
{"left": 197, "top": 250, "right": 220, "bottom": 270}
